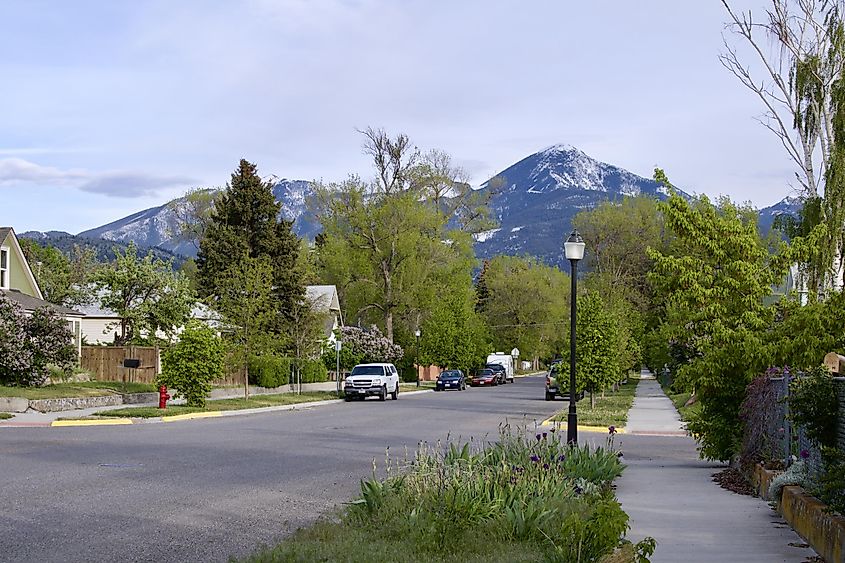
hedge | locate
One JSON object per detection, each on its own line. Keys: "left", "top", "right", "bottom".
{"left": 248, "top": 355, "right": 328, "bottom": 388}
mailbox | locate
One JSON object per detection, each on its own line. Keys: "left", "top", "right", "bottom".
{"left": 123, "top": 358, "right": 141, "bottom": 369}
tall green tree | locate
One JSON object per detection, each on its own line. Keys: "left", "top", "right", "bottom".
{"left": 478, "top": 255, "right": 569, "bottom": 366}
{"left": 93, "top": 242, "right": 194, "bottom": 345}
{"left": 315, "top": 130, "right": 488, "bottom": 348}
{"left": 19, "top": 239, "right": 97, "bottom": 307}
{"left": 563, "top": 293, "right": 619, "bottom": 409}
{"left": 418, "top": 289, "right": 489, "bottom": 374}
{"left": 572, "top": 196, "right": 664, "bottom": 310}
{"left": 647, "top": 192, "right": 797, "bottom": 460}
{"left": 215, "top": 255, "right": 276, "bottom": 399}
{"left": 197, "top": 159, "right": 304, "bottom": 332}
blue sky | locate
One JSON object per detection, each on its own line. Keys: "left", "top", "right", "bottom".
{"left": 2, "top": 1, "right": 794, "bottom": 233}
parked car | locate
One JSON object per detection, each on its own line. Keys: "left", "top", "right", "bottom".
{"left": 485, "top": 363, "right": 508, "bottom": 385}
{"left": 344, "top": 363, "right": 400, "bottom": 401}
{"left": 486, "top": 353, "right": 514, "bottom": 383}
{"left": 435, "top": 370, "right": 466, "bottom": 391}
{"left": 471, "top": 368, "right": 498, "bottom": 387}
{"left": 545, "top": 362, "right": 584, "bottom": 401}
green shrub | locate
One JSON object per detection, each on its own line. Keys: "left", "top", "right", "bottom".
{"left": 157, "top": 321, "right": 224, "bottom": 407}
{"left": 248, "top": 355, "right": 291, "bottom": 388}
{"left": 301, "top": 359, "right": 328, "bottom": 383}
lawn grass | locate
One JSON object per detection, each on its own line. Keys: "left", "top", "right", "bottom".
{"left": 0, "top": 412, "right": 12, "bottom": 420}
{"left": 551, "top": 373, "right": 640, "bottom": 427}
{"left": 665, "top": 389, "right": 701, "bottom": 421}
{"left": 94, "top": 391, "right": 340, "bottom": 418}
{"left": 0, "top": 381, "right": 157, "bottom": 399}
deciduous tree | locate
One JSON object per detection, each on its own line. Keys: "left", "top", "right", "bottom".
{"left": 93, "top": 242, "right": 194, "bottom": 345}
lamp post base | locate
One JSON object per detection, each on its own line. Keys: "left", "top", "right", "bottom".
{"left": 567, "top": 409, "right": 578, "bottom": 445}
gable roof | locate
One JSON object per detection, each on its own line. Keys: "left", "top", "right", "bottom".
{"left": 306, "top": 285, "right": 340, "bottom": 312}
{"left": 0, "top": 227, "right": 43, "bottom": 299}
{"left": 2, "top": 289, "right": 83, "bottom": 317}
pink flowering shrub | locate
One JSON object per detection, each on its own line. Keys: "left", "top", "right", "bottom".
{"left": 0, "top": 294, "right": 75, "bottom": 386}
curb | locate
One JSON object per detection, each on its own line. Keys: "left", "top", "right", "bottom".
{"left": 2, "top": 388, "right": 437, "bottom": 429}
{"left": 539, "top": 415, "right": 626, "bottom": 434}
{"left": 162, "top": 411, "right": 223, "bottom": 422}
{"left": 51, "top": 418, "right": 133, "bottom": 427}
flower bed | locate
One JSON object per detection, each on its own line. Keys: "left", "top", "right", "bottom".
{"left": 241, "top": 426, "right": 655, "bottom": 562}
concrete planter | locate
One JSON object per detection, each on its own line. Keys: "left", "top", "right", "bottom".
{"left": 780, "top": 485, "right": 845, "bottom": 563}
{"left": 750, "top": 463, "right": 782, "bottom": 500}
{"left": 756, "top": 461, "right": 845, "bottom": 563}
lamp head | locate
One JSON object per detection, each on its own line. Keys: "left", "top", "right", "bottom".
{"left": 564, "top": 230, "right": 585, "bottom": 261}
{"left": 415, "top": 329, "right": 421, "bottom": 338}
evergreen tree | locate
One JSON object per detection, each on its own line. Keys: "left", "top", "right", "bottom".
{"left": 197, "top": 159, "right": 304, "bottom": 331}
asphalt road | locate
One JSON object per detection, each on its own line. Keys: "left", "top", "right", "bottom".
{"left": 0, "top": 375, "right": 564, "bottom": 563}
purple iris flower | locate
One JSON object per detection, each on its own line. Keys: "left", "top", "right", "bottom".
{"left": 530, "top": 455, "right": 540, "bottom": 463}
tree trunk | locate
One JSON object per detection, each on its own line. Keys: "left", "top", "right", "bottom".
{"left": 590, "top": 391, "right": 595, "bottom": 410}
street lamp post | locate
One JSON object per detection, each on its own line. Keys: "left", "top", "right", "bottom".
{"left": 335, "top": 339, "right": 342, "bottom": 395}
{"left": 415, "top": 329, "right": 421, "bottom": 387}
{"left": 564, "top": 230, "right": 585, "bottom": 446}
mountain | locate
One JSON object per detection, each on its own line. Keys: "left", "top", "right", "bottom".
{"left": 758, "top": 195, "right": 802, "bottom": 233}
{"left": 18, "top": 230, "right": 186, "bottom": 265}
{"left": 25, "top": 145, "right": 802, "bottom": 268}
{"left": 74, "top": 179, "right": 319, "bottom": 258}
{"left": 470, "top": 144, "right": 681, "bottom": 266}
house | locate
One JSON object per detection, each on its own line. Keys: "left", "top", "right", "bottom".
{"left": 0, "top": 227, "right": 84, "bottom": 358}
{"left": 306, "top": 285, "right": 343, "bottom": 341}
{"left": 78, "top": 299, "right": 221, "bottom": 345}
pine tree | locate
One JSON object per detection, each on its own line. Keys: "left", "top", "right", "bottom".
{"left": 197, "top": 159, "right": 304, "bottom": 332}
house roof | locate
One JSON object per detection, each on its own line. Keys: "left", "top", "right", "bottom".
{"left": 77, "top": 298, "right": 220, "bottom": 321}
{"left": 0, "top": 227, "right": 43, "bottom": 299}
{"left": 2, "top": 289, "right": 83, "bottom": 317}
{"left": 306, "top": 285, "right": 340, "bottom": 312}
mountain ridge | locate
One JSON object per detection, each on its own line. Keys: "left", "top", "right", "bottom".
{"left": 21, "top": 146, "right": 800, "bottom": 268}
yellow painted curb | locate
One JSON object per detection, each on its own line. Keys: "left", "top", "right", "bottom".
{"left": 539, "top": 415, "right": 626, "bottom": 434}
{"left": 51, "top": 419, "right": 133, "bottom": 427}
{"left": 161, "top": 411, "right": 223, "bottom": 422}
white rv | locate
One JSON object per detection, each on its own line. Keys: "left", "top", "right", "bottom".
{"left": 485, "top": 353, "right": 514, "bottom": 383}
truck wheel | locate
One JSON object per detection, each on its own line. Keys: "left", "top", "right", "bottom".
{"left": 391, "top": 382, "right": 399, "bottom": 400}
{"left": 379, "top": 385, "right": 387, "bottom": 401}
{"left": 344, "top": 395, "right": 352, "bottom": 402}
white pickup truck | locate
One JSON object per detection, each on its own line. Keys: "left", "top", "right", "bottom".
{"left": 343, "top": 363, "right": 400, "bottom": 401}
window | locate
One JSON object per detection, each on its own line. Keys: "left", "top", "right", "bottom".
{"left": 0, "top": 247, "right": 8, "bottom": 289}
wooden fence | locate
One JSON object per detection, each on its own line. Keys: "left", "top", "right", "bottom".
{"left": 81, "top": 346, "right": 160, "bottom": 383}
{"left": 81, "top": 346, "right": 245, "bottom": 386}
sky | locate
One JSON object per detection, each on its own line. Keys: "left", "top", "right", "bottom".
{"left": 1, "top": 1, "right": 800, "bottom": 234}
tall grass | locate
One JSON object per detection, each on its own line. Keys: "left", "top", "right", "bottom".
{"left": 242, "top": 424, "right": 655, "bottom": 563}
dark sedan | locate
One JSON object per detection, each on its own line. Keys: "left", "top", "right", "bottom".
{"left": 435, "top": 370, "right": 466, "bottom": 391}
{"left": 470, "top": 368, "right": 498, "bottom": 387}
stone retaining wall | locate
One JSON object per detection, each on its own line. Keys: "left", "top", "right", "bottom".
{"left": 29, "top": 395, "right": 124, "bottom": 413}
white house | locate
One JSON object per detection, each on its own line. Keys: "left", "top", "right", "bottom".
{"left": 78, "top": 300, "right": 220, "bottom": 345}
{"left": 306, "top": 285, "right": 343, "bottom": 342}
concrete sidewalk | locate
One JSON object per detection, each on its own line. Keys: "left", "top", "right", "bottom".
{"left": 616, "top": 373, "right": 816, "bottom": 562}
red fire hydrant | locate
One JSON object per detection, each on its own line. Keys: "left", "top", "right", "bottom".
{"left": 158, "top": 385, "right": 170, "bottom": 409}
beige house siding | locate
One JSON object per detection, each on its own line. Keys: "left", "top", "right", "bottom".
{"left": 9, "top": 253, "right": 39, "bottom": 296}
{"left": 81, "top": 317, "right": 118, "bottom": 345}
